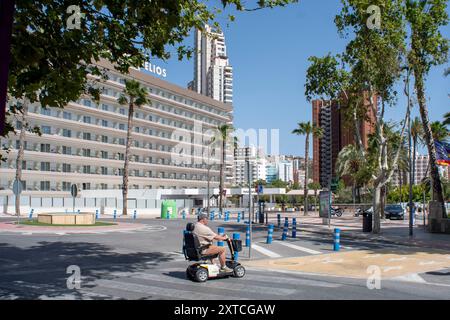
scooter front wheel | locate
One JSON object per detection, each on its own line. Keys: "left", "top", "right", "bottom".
{"left": 233, "top": 265, "right": 246, "bottom": 278}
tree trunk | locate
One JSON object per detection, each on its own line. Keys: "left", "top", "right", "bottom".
{"left": 413, "top": 69, "right": 446, "bottom": 217}
{"left": 380, "top": 185, "right": 386, "bottom": 219}
{"left": 122, "top": 100, "right": 135, "bottom": 216}
{"left": 219, "top": 139, "right": 225, "bottom": 215}
{"left": 372, "top": 184, "right": 382, "bottom": 233}
{"left": 15, "top": 99, "right": 27, "bottom": 216}
{"left": 304, "top": 133, "right": 310, "bottom": 216}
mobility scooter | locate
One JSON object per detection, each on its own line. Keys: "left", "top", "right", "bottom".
{"left": 182, "top": 222, "right": 245, "bottom": 282}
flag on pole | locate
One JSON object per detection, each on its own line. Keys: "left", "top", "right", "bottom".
{"left": 435, "top": 140, "right": 450, "bottom": 166}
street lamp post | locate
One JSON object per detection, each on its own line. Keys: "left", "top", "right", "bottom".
{"left": 246, "top": 147, "right": 253, "bottom": 259}
{"left": 406, "top": 69, "right": 414, "bottom": 237}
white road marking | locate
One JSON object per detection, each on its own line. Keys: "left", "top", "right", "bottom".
{"left": 321, "top": 258, "right": 343, "bottom": 264}
{"left": 382, "top": 266, "right": 403, "bottom": 272}
{"left": 364, "top": 254, "right": 381, "bottom": 259}
{"left": 131, "top": 273, "right": 296, "bottom": 296}
{"left": 95, "top": 279, "right": 249, "bottom": 300}
{"left": 388, "top": 257, "right": 408, "bottom": 262}
{"left": 275, "top": 241, "right": 322, "bottom": 255}
{"left": 392, "top": 273, "right": 427, "bottom": 284}
{"left": 419, "top": 261, "right": 437, "bottom": 266}
{"left": 252, "top": 244, "right": 282, "bottom": 258}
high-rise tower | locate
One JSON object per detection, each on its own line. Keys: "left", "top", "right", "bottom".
{"left": 188, "top": 25, "right": 233, "bottom": 105}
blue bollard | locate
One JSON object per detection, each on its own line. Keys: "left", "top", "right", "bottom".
{"left": 284, "top": 217, "right": 289, "bottom": 227}
{"left": 245, "top": 225, "right": 250, "bottom": 247}
{"left": 292, "top": 218, "right": 297, "bottom": 238}
{"left": 237, "top": 212, "right": 241, "bottom": 223}
{"left": 233, "top": 233, "right": 240, "bottom": 261}
{"left": 277, "top": 214, "right": 281, "bottom": 228}
{"left": 217, "top": 227, "right": 225, "bottom": 247}
{"left": 95, "top": 209, "right": 99, "bottom": 220}
{"left": 281, "top": 224, "right": 288, "bottom": 241}
{"left": 224, "top": 211, "right": 229, "bottom": 222}
{"left": 182, "top": 210, "right": 186, "bottom": 220}
{"left": 266, "top": 224, "right": 274, "bottom": 244}
{"left": 113, "top": 209, "right": 117, "bottom": 220}
{"left": 166, "top": 210, "right": 170, "bottom": 219}
{"left": 334, "top": 228, "right": 341, "bottom": 251}
{"left": 77, "top": 209, "right": 81, "bottom": 214}
{"left": 28, "top": 208, "right": 34, "bottom": 220}
{"left": 133, "top": 210, "right": 137, "bottom": 220}
{"left": 210, "top": 211, "right": 215, "bottom": 221}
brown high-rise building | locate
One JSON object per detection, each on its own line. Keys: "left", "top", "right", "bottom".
{"left": 312, "top": 94, "right": 376, "bottom": 188}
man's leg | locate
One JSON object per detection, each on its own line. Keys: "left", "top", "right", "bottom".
{"left": 204, "top": 246, "right": 226, "bottom": 267}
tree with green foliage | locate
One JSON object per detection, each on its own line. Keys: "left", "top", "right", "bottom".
{"left": 307, "top": 0, "right": 408, "bottom": 233}
{"left": 292, "top": 121, "right": 323, "bottom": 216}
{"left": 430, "top": 121, "right": 449, "bottom": 142}
{"left": 308, "top": 181, "right": 321, "bottom": 210}
{"left": 2, "top": 0, "right": 298, "bottom": 157}
{"left": 118, "top": 80, "right": 149, "bottom": 215}
{"left": 405, "top": 0, "right": 449, "bottom": 217}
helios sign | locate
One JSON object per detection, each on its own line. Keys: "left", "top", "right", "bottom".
{"left": 141, "top": 61, "right": 167, "bottom": 78}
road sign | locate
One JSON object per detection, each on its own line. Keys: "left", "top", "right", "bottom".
{"left": 319, "top": 191, "right": 331, "bottom": 218}
{"left": 13, "top": 179, "right": 23, "bottom": 195}
{"left": 257, "top": 184, "right": 264, "bottom": 194}
{"left": 70, "top": 184, "right": 78, "bottom": 198}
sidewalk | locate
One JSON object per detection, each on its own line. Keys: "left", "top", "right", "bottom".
{"left": 267, "top": 213, "right": 450, "bottom": 251}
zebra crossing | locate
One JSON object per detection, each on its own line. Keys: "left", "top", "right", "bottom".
{"left": 72, "top": 267, "right": 344, "bottom": 300}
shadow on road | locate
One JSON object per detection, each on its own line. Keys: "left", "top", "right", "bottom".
{"left": 0, "top": 241, "right": 175, "bottom": 300}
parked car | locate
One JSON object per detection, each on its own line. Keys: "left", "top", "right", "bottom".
{"left": 384, "top": 204, "right": 405, "bottom": 220}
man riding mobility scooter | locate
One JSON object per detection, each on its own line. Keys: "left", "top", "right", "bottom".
{"left": 182, "top": 213, "right": 245, "bottom": 282}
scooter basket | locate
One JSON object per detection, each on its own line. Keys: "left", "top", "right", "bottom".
{"left": 231, "top": 239, "right": 242, "bottom": 252}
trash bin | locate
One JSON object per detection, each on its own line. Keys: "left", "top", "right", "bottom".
{"left": 258, "top": 211, "right": 265, "bottom": 224}
{"left": 362, "top": 212, "right": 372, "bottom": 232}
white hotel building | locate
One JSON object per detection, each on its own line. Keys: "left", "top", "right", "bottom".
{"left": 0, "top": 60, "right": 234, "bottom": 196}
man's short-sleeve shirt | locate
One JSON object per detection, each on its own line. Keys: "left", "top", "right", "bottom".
{"left": 193, "top": 222, "right": 217, "bottom": 247}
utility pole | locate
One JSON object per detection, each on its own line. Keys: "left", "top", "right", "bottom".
{"left": 246, "top": 147, "right": 252, "bottom": 259}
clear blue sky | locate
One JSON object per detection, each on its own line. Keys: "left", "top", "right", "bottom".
{"left": 149, "top": 0, "right": 449, "bottom": 157}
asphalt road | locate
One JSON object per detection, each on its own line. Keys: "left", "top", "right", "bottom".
{"left": 0, "top": 217, "right": 449, "bottom": 300}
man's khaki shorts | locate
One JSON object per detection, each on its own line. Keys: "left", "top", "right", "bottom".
{"left": 203, "top": 245, "right": 225, "bottom": 256}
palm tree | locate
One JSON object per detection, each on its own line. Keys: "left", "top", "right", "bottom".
{"left": 118, "top": 80, "right": 149, "bottom": 216}
{"left": 215, "top": 124, "right": 235, "bottom": 215}
{"left": 444, "top": 112, "right": 450, "bottom": 127}
{"left": 14, "top": 98, "right": 29, "bottom": 217}
{"left": 430, "top": 121, "right": 449, "bottom": 143}
{"left": 292, "top": 121, "right": 323, "bottom": 216}
{"left": 335, "top": 144, "right": 363, "bottom": 206}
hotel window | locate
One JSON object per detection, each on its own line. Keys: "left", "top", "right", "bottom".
{"left": 41, "top": 126, "right": 51, "bottom": 134}
{"left": 118, "top": 153, "right": 124, "bottom": 161}
{"left": 63, "top": 111, "right": 72, "bottom": 120}
{"left": 40, "top": 162, "right": 50, "bottom": 171}
{"left": 101, "top": 120, "right": 108, "bottom": 127}
{"left": 101, "top": 167, "right": 108, "bottom": 175}
{"left": 100, "top": 183, "right": 108, "bottom": 190}
{"left": 134, "top": 155, "right": 139, "bottom": 162}
{"left": 40, "top": 108, "right": 51, "bottom": 116}
{"left": 62, "top": 163, "right": 71, "bottom": 173}
{"left": 16, "top": 121, "right": 23, "bottom": 130}
{"left": 82, "top": 183, "right": 91, "bottom": 190}
{"left": 101, "top": 135, "right": 108, "bottom": 143}
{"left": 40, "top": 143, "right": 51, "bottom": 153}
{"left": 119, "top": 108, "right": 126, "bottom": 115}
{"left": 83, "top": 100, "right": 91, "bottom": 107}
{"left": 82, "top": 165, "right": 91, "bottom": 174}
{"left": 118, "top": 138, "right": 125, "bottom": 145}
{"left": 62, "top": 146, "right": 71, "bottom": 155}
{"left": 82, "top": 148, "right": 91, "bottom": 157}
{"left": 62, "top": 182, "right": 71, "bottom": 191}
{"left": 62, "top": 129, "right": 72, "bottom": 137}
{"left": 134, "top": 170, "right": 140, "bottom": 177}
{"left": 40, "top": 181, "right": 50, "bottom": 191}
{"left": 101, "top": 151, "right": 108, "bottom": 159}
{"left": 119, "top": 123, "right": 126, "bottom": 130}
{"left": 134, "top": 141, "right": 139, "bottom": 147}
{"left": 83, "top": 132, "right": 91, "bottom": 140}
{"left": 102, "top": 104, "right": 109, "bottom": 111}
{"left": 135, "top": 127, "right": 140, "bottom": 133}
{"left": 118, "top": 168, "right": 124, "bottom": 176}
{"left": 83, "top": 116, "right": 91, "bottom": 124}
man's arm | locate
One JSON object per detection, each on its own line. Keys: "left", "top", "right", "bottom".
{"left": 213, "top": 234, "right": 228, "bottom": 241}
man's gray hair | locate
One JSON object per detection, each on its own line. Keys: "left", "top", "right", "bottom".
{"left": 197, "top": 212, "right": 208, "bottom": 221}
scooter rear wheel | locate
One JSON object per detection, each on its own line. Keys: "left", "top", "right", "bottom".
{"left": 195, "top": 268, "right": 209, "bottom": 282}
